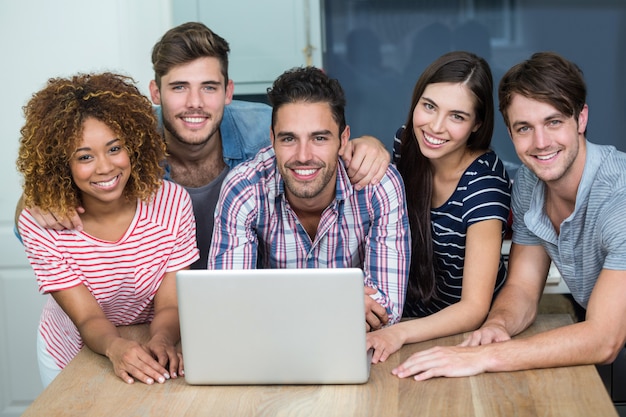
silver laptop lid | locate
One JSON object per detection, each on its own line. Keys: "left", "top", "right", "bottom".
{"left": 176, "top": 268, "right": 370, "bottom": 385}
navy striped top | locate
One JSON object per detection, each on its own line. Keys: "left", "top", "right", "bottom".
{"left": 394, "top": 132, "right": 511, "bottom": 317}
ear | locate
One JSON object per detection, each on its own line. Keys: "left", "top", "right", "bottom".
{"left": 339, "top": 125, "right": 350, "bottom": 153}
{"left": 149, "top": 80, "right": 161, "bottom": 105}
{"left": 225, "top": 79, "right": 235, "bottom": 105}
{"left": 577, "top": 104, "right": 589, "bottom": 135}
{"left": 270, "top": 126, "right": 275, "bottom": 146}
{"left": 472, "top": 121, "right": 482, "bottom": 133}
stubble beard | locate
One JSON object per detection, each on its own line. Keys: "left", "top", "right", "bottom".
{"left": 282, "top": 162, "right": 336, "bottom": 199}
{"left": 162, "top": 113, "right": 217, "bottom": 147}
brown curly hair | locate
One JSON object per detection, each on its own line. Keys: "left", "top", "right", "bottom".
{"left": 17, "top": 72, "right": 166, "bottom": 218}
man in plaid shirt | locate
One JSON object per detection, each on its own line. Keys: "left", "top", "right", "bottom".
{"left": 208, "top": 67, "right": 410, "bottom": 331}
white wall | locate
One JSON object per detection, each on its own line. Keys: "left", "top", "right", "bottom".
{"left": 0, "top": 1, "right": 172, "bottom": 415}
{"left": 0, "top": 0, "right": 172, "bottom": 231}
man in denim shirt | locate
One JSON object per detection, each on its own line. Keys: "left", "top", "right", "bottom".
{"left": 16, "top": 22, "right": 391, "bottom": 269}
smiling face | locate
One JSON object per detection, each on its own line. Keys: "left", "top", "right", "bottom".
{"left": 507, "top": 94, "right": 588, "bottom": 185}
{"left": 70, "top": 118, "right": 131, "bottom": 207}
{"left": 271, "top": 101, "right": 349, "bottom": 210}
{"left": 149, "top": 57, "right": 234, "bottom": 148}
{"left": 412, "top": 82, "right": 480, "bottom": 163}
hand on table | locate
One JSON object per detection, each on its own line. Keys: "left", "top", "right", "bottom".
{"left": 460, "top": 323, "right": 512, "bottom": 347}
{"left": 106, "top": 337, "right": 173, "bottom": 385}
{"left": 392, "top": 344, "right": 488, "bottom": 381}
{"left": 366, "top": 325, "right": 404, "bottom": 363}
{"left": 145, "top": 334, "right": 184, "bottom": 380}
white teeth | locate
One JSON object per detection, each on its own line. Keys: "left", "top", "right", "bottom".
{"left": 424, "top": 132, "right": 446, "bottom": 145}
{"left": 536, "top": 152, "right": 558, "bottom": 160}
{"left": 183, "top": 117, "right": 205, "bottom": 123}
{"left": 96, "top": 177, "right": 117, "bottom": 187}
{"left": 294, "top": 169, "right": 316, "bottom": 176}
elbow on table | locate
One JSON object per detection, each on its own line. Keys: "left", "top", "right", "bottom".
{"left": 594, "top": 335, "right": 625, "bottom": 364}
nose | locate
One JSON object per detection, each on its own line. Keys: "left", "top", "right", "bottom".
{"left": 95, "top": 155, "right": 114, "bottom": 174}
{"left": 430, "top": 112, "right": 446, "bottom": 133}
{"left": 295, "top": 141, "right": 314, "bottom": 162}
{"left": 533, "top": 127, "right": 551, "bottom": 149}
{"left": 186, "top": 88, "right": 203, "bottom": 108}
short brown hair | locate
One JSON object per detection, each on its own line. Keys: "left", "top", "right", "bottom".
{"left": 151, "top": 22, "right": 230, "bottom": 87}
{"left": 498, "top": 51, "right": 587, "bottom": 129}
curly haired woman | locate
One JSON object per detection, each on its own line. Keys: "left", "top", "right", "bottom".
{"left": 16, "top": 72, "right": 199, "bottom": 387}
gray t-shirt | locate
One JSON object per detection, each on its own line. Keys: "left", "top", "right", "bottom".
{"left": 185, "top": 167, "right": 229, "bottom": 269}
{"left": 511, "top": 141, "right": 626, "bottom": 308}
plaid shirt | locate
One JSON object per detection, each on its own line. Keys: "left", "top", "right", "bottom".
{"left": 208, "top": 146, "right": 410, "bottom": 323}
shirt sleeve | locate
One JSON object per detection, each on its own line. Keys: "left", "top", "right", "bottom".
{"left": 363, "top": 164, "right": 411, "bottom": 324}
{"left": 511, "top": 166, "right": 544, "bottom": 246}
{"left": 463, "top": 161, "right": 511, "bottom": 229}
{"left": 208, "top": 171, "right": 259, "bottom": 269}
{"left": 600, "top": 192, "right": 626, "bottom": 270}
{"left": 18, "top": 210, "right": 83, "bottom": 294}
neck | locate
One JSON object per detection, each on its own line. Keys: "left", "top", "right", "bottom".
{"left": 165, "top": 130, "right": 227, "bottom": 188}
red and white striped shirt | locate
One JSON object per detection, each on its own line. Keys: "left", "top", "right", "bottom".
{"left": 18, "top": 180, "right": 199, "bottom": 368}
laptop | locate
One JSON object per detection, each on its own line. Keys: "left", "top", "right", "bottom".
{"left": 176, "top": 268, "right": 371, "bottom": 385}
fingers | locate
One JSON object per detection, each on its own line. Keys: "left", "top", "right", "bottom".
{"left": 370, "top": 345, "right": 391, "bottom": 364}
{"left": 344, "top": 136, "right": 390, "bottom": 189}
{"left": 111, "top": 343, "right": 171, "bottom": 385}
{"left": 460, "top": 326, "right": 511, "bottom": 347}
{"left": 145, "top": 340, "right": 184, "bottom": 379}
{"left": 29, "top": 206, "right": 84, "bottom": 231}
{"left": 391, "top": 346, "right": 485, "bottom": 381}
{"left": 364, "top": 297, "right": 388, "bottom": 331}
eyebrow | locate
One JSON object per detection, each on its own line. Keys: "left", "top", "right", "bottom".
{"left": 421, "top": 96, "right": 472, "bottom": 117}
{"left": 275, "top": 129, "right": 333, "bottom": 138}
{"left": 511, "top": 112, "right": 564, "bottom": 129}
{"left": 75, "top": 138, "right": 121, "bottom": 153}
{"left": 167, "top": 80, "right": 221, "bottom": 87}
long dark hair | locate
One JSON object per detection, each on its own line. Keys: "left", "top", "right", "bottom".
{"left": 397, "top": 51, "right": 494, "bottom": 304}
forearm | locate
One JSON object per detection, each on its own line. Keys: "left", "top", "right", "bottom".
{"left": 77, "top": 317, "right": 124, "bottom": 358}
{"left": 484, "top": 320, "right": 618, "bottom": 372}
{"left": 401, "top": 300, "right": 490, "bottom": 345}
{"left": 483, "top": 282, "right": 540, "bottom": 337}
{"left": 149, "top": 305, "right": 181, "bottom": 345}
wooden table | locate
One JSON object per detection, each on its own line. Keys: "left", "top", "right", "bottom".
{"left": 22, "top": 314, "right": 617, "bottom": 417}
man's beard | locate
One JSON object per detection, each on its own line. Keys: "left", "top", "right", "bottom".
{"left": 162, "top": 114, "right": 216, "bottom": 147}
{"left": 281, "top": 162, "right": 336, "bottom": 199}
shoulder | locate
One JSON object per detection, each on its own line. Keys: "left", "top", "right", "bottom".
{"left": 226, "top": 99, "right": 271, "bottom": 114}
{"left": 362, "top": 163, "right": 406, "bottom": 199}
{"left": 462, "top": 151, "right": 511, "bottom": 192}
{"left": 392, "top": 126, "right": 405, "bottom": 164}
{"left": 223, "top": 146, "right": 277, "bottom": 190}
{"left": 588, "top": 143, "right": 626, "bottom": 188}
{"left": 149, "top": 180, "right": 193, "bottom": 214}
